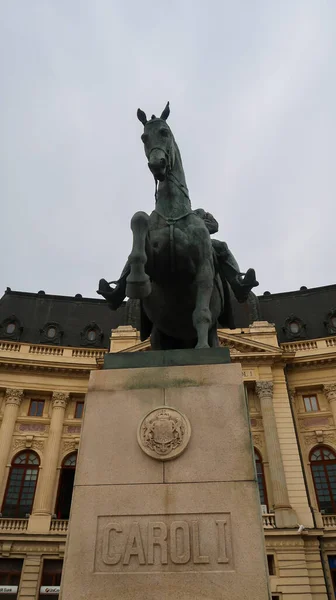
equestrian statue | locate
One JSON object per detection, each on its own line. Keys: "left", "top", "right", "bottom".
{"left": 98, "top": 102, "right": 258, "bottom": 350}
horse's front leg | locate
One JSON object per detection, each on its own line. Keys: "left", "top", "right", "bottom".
{"left": 192, "top": 228, "right": 214, "bottom": 349}
{"left": 126, "top": 211, "right": 152, "bottom": 299}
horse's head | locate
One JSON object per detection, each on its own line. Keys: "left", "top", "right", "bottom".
{"left": 137, "top": 102, "right": 174, "bottom": 181}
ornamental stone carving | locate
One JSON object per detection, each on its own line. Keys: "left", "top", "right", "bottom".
{"left": 1, "top": 542, "right": 13, "bottom": 557}
{"left": 322, "top": 541, "right": 336, "bottom": 550}
{"left": 252, "top": 433, "right": 263, "bottom": 449}
{"left": 255, "top": 381, "right": 273, "bottom": 400}
{"left": 324, "top": 384, "right": 336, "bottom": 403}
{"left": 288, "top": 389, "right": 297, "bottom": 406}
{"left": 13, "top": 543, "right": 60, "bottom": 553}
{"left": 12, "top": 437, "right": 44, "bottom": 452}
{"left": 5, "top": 388, "right": 24, "bottom": 407}
{"left": 322, "top": 432, "right": 336, "bottom": 445}
{"left": 299, "top": 416, "right": 331, "bottom": 429}
{"left": 62, "top": 439, "right": 80, "bottom": 454}
{"left": 250, "top": 418, "right": 263, "bottom": 429}
{"left": 304, "top": 431, "right": 336, "bottom": 447}
{"left": 304, "top": 433, "right": 320, "bottom": 447}
{"left": 137, "top": 406, "right": 191, "bottom": 461}
{"left": 66, "top": 426, "right": 81, "bottom": 435}
{"left": 52, "top": 392, "right": 70, "bottom": 409}
{"left": 17, "top": 423, "right": 47, "bottom": 433}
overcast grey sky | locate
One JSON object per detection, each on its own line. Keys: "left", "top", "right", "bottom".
{"left": 1, "top": 1, "right": 335, "bottom": 298}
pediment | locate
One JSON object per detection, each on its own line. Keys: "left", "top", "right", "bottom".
{"left": 217, "top": 331, "right": 282, "bottom": 357}
{"left": 121, "top": 331, "right": 283, "bottom": 358}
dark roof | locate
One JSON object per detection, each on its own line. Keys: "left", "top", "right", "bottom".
{"left": 0, "top": 289, "right": 127, "bottom": 349}
{"left": 1, "top": 284, "right": 336, "bottom": 347}
{"left": 258, "top": 284, "right": 336, "bottom": 343}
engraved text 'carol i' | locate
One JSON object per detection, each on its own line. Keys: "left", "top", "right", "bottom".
{"left": 95, "top": 514, "right": 232, "bottom": 573}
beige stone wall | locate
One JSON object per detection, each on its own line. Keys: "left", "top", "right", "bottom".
{"left": 0, "top": 328, "right": 335, "bottom": 598}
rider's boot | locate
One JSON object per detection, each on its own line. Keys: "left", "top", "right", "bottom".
{"left": 228, "top": 269, "right": 259, "bottom": 303}
{"left": 212, "top": 240, "right": 259, "bottom": 303}
{"left": 97, "top": 263, "right": 130, "bottom": 310}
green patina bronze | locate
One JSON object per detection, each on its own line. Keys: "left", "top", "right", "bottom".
{"left": 98, "top": 103, "right": 258, "bottom": 350}
{"left": 103, "top": 347, "right": 230, "bottom": 371}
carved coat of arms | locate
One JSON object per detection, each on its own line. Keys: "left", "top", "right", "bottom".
{"left": 137, "top": 407, "right": 191, "bottom": 461}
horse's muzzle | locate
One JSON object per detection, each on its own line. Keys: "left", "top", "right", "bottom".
{"left": 148, "top": 157, "right": 167, "bottom": 181}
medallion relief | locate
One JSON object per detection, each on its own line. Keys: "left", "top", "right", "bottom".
{"left": 137, "top": 406, "right": 191, "bottom": 461}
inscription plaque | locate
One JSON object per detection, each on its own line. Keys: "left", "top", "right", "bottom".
{"left": 95, "top": 513, "right": 232, "bottom": 573}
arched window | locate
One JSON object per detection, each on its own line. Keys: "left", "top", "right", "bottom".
{"left": 310, "top": 446, "right": 336, "bottom": 514}
{"left": 2, "top": 451, "right": 40, "bottom": 517}
{"left": 55, "top": 452, "right": 77, "bottom": 519}
{"left": 254, "top": 449, "right": 268, "bottom": 510}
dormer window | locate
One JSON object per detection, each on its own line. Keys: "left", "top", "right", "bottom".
{"left": 40, "top": 322, "right": 63, "bottom": 345}
{"left": 283, "top": 314, "right": 306, "bottom": 340}
{"left": 325, "top": 309, "right": 336, "bottom": 335}
{"left": 87, "top": 329, "right": 97, "bottom": 342}
{"left": 47, "top": 326, "right": 56, "bottom": 339}
{"left": 6, "top": 322, "right": 16, "bottom": 334}
{"left": 289, "top": 321, "right": 300, "bottom": 335}
{"left": 0, "top": 315, "right": 22, "bottom": 341}
{"left": 80, "top": 322, "right": 102, "bottom": 347}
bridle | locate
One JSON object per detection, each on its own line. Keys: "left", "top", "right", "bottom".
{"left": 148, "top": 145, "right": 191, "bottom": 204}
{"left": 148, "top": 144, "right": 192, "bottom": 272}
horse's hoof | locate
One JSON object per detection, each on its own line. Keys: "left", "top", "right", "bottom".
{"left": 195, "top": 343, "right": 210, "bottom": 350}
{"left": 126, "top": 279, "right": 151, "bottom": 299}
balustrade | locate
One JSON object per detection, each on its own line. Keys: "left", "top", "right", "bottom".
{"left": 29, "top": 345, "right": 64, "bottom": 356}
{"left": 322, "top": 514, "right": 336, "bottom": 528}
{"left": 50, "top": 519, "right": 69, "bottom": 533}
{"left": 72, "top": 348, "right": 107, "bottom": 359}
{"left": 0, "top": 341, "right": 20, "bottom": 352}
{"left": 0, "top": 518, "right": 28, "bottom": 532}
{"left": 262, "top": 514, "right": 276, "bottom": 529}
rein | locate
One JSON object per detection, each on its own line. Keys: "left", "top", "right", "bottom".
{"left": 154, "top": 206, "right": 192, "bottom": 273}
{"left": 151, "top": 144, "right": 192, "bottom": 273}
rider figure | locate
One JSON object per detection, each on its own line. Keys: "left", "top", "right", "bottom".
{"left": 98, "top": 209, "right": 258, "bottom": 309}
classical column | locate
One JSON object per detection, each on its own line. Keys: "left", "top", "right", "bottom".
{"left": 324, "top": 384, "right": 336, "bottom": 426}
{"left": 255, "top": 381, "right": 297, "bottom": 527}
{"left": 0, "top": 388, "right": 24, "bottom": 503}
{"left": 289, "top": 388, "right": 324, "bottom": 528}
{"left": 29, "top": 392, "right": 69, "bottom": 532}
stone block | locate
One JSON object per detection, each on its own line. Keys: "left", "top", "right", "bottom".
{"left": 61, "top": 356, "right": 270, "bottom": 599}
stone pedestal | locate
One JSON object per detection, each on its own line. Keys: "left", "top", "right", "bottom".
{"left": 60, "top": 351, "right": 270, "bottom": 600}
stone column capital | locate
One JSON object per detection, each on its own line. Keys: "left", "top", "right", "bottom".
{"left": 288, "top": 388, "right": 296, "bottom": 404}
{"left": 324, "top": 384, "right": 336, "bottom": 403}
{"left": 52, "top": 392, "right": 70, "bottom": 409}
{"left": 255, "top": 381, "right": 273, "bottom": 401}
{"left": 5, "top": 388, "right": 24, "bottom": 407}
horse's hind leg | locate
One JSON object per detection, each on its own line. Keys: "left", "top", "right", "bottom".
{"left": 126, "top": 211, "right": 151, "bottom": 299}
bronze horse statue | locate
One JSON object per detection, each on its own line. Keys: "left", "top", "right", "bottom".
{"left": 98, "top": 103, "right": 258, "bottom": 349}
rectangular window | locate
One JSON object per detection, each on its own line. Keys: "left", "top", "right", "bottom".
{"left": 74, "top": 402, "right": 84, "bottom": 419}
{"left": 0, "top": 558, "right": 23, "bottom": 599}
{"left": 29, "top": 400, "right": 44, "bottom": 417}
{"left": 303, "top": 395, "right": 319, "bottom": 412}
{"left": 267, "top": 554, "right": 275, "bottom": 576}
{"left": 328, "top": 556, "right": 336, "bottom": 595}
{"left": 39, "top": 560, "right": 63, "bottom": 599}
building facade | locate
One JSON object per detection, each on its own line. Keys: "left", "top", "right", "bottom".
{"left": 1, "top": 286, "right": 336, "bottom": 599}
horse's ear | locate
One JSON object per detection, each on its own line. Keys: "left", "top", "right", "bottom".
{"left": 137, "top": 108, "right": 147, "bottom": 125}
{"left": 160, "top": 101, "right": 170, "bottom": 121}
